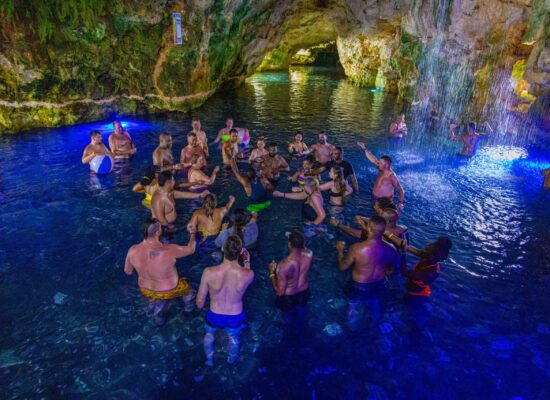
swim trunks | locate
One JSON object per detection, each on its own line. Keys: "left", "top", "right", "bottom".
{"left": 275, "top": 288, "right": 311, "bottom": 312}
{"left": 140, "top": 278, "right": 191, "bottom": 301}
{"left": 205, "top": 309, "right": 246, "bottom": 329}
{"left": 346, "top": 280, "right": 385, "bottom": 301}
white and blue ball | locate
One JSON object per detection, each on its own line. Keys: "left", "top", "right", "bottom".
{"left": 90, "top": 155, "right": 114, "bottom": 175}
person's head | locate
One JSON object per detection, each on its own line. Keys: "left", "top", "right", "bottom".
{"left": 379, "top": 155, "right": 392, "bottom": 170}
{"left": 397, "top": 114, "right": 405, "bottom": 123}
{"left": 90, "top": 130, "right": 102, "bottom": 144}
{"left": 304, "top": 178, "right": 319, "bottom": 195}
{"left": 256, "top": 136, "right": 265, "bottom": 149}
{"left": 294, "top": 131, "right": 303, "bottom": 142}
{"left": 191, "top": 117, "right": 201, "bottom": 131}
{"left": 468, "top": 122, "right": 477, "bottom": 133}
{"left": 231, "top": 208, "right": 251, "bottom": 241}
{"left": 366, "top": 215, "right": 386, "bottom": 239}
{"left": 268, "top": 142, "right": 278, "bottom": 157}
{"left": 158, "top": 171, "right": 175, "bottom": 189}
{"left": 226, "top": 117, "right": 234, "bottom": 129}
{"left": 332, "top": 146, "right": 343, "bottom": 161}
{"left": 330, "top": 166, "right": 346, "bottom": 195}
{"left": 303, "top": 155, "right": 314, "bottom": 170}
{"left": 223, "top": 234, "right": 242, "bottom": 261}
{"left": 159, "top": 133, "right": 173, "bottom": 149}
{"left": 142, "top": 218, "right": 162, "bottom": 240}
{"left": 246, "top": 167, "right": 259, "bottom": 182}
{"left": 425, "top": 236, "right": 452, "bottom": 262}
{"left": 318, "top": 132, "right": 327, "bottom": 144}
{"left": 380, "top": 208, "right": 399, "bottom": 226}
{"left": 288, "top": 230, "right": 305, "bottom": 250}
{"left": 113, "top": 120, "right": 122, "bottom": 133}
{"left": 187, "top": 132, "right": 197, "bottom": 146}
{"left": 229, "top": 128, "right": 238, "bottom": 143}
{"left": 140, "top": 164, "right": 156, "bottom": 187}
{"left": 191, "top": 154, "right": 206, "bottom": 168}
{"left": 202, "top": 193, "right": 217, "bottom": 218}
{"left": 373, "top": 197, "right": 396, "bottom": 215}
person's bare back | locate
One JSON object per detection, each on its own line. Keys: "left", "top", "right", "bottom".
{"left": 201, "top": 263, "right": 254, "bottom": 315}
{"left": 126, "top": 241, "right": 180, "bottom": 291}
{"left": 276, "top": 249, "right": 312, "bottom": 295}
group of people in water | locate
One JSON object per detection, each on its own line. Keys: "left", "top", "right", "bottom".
{"left": 81, "top": 114, "right": 499, "bottom": 367}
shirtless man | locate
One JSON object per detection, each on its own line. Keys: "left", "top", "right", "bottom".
{"left": 150, "top": 171, "right": 209, "bottom": 242}
{"left": 197, "top": 235, "right": 254, "bottom": 365}
{"left": 108, "top": 120, "right": 136, "bottom": 159}
{"left": 336, "top": 216, "right": 397, "bottom": 329}
{"left": 222, "top": 129, "right": 240, "bottom": 166}
{"left": 268, "top": 230, "right": 313, "bottom": 327}
{"left": 310, "top": 132, "right": 335, "bottom": 166}
{"left": 357, "top": 142, "right": 405, "bottom": 210}
{"left": 188, "top": 194, "right": 236, "bottom": 247}
{"left": 153, "top": 133, "right": 180, "bottom": 172}
{"left": 263, "top": 142, "right": 290, "bottom": 183}
{"left": 288, "top": 131, "right": 310, "bottom": 157}
{"left": 324, "top": 147, "right": 359, "bottom": 193}
{"left": 188, "top": 155, "right": 220, "bottom": 191}
{"left": 124, "top": 218, "right": 197, "bottom": 325}
{"left": 82, "top": 130, "right": 113, "bottom": 165}
{"left": 214, "top": 117, "right": 249, "bottom": 144}
{"left": 180, "top": 132, "right": 207, "bottom": 168}
{"left": 448, "top": 121, "right": 493, "bottom": 157}
{"left": 389, "top": 114, "right": 408, "bottom": 138}
{"left": 189, "top": 117, "right": 209, "bottom": 157}
{"left": 248, "top": 136, "right": 268, "bottom": 165}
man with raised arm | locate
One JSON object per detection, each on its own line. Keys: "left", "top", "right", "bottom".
{"left": 310, "top": 132, "right": 335, "bottom": 166}
{"left": 197, "top": 235, "right": 254, "bottom": 366}
{"left": 448, "top": 121, "right": 493, "bottom": 157}
{"left": 124, "top": 218, "right": 197, "bottom": 325}
{"left": 108, "top": 120, "right": 136, "bottom": 159}
{"left": 357, "top": 142, "right": 404, "bottom": 210}
{"left": 336, "top": 216, "right": 397, "bottom": 329}
{"left": 268, "top": 230, "right": 313, "bottom": 327}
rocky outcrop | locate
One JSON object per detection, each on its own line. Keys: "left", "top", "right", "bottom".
{"left": 0, "top": 0, "right": 549, "bottom": 133}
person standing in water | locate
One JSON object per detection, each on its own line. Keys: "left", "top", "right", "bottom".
{"left": 214, "top": 117, "right": 249, "bottom": 144}
{"left": 189, "top": 117, "right": 209, "bottom": 157}
{"left": 389, "top": 114, "right": 408, "bottom": 138}
{"left": 542, "top": 168, "right": 550, "bottom": 189}
{"left": 108, "top": 120, "right": 136, "bottom": 159}
{"left": 288, "top": 131, "right": 310, "bottom": 157}
{"left": 310, "top": 132, "right": 335, "bottom": 167}
{"left": 197, "top": 235, "right": 254, "bottom": 365}
{"left": 357, "top": 142, "right": 405, "bottom": 210}
{"left": 153, "top": 133, "right": 181, "bottom": 172}
{"left": 448, "top": 121, "right": 493, "bottom": 157}
{"left": 124, "top": 218, "right": 197, "bottom": 325}
{"left": 222, "top": 129, "right": 241, "bottom": 166}
{"left": 180, "top": 132, "right": 207, "bottom": 169}
{"left": 248, "top": 136, "right": 268, "bottom": 166}
{"left": 188, "top": 155, "right": 220, "bottom": 191}
{"left": 336, "top": 216, "right": 397, "bottom": 330}
{"left": 262, "top": 142, "right": 290, "bottom": 183}
{"left": 187, "top": 194, "right": 236, "bottom": 249}
{"left": 268, "top": 230, "right": 313, "bottom": 328}
{"left": 323, "top": 146, "right": 360, "bottom": 193}
{"left": 82, "top": 130, "right": 113, "bottom": 165}
{"left": 273, "top": 179, "right": 326, "bottom": 225}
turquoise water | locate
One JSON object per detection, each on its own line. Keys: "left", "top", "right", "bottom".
{"left": 1, "top": 67, "right": 549, "bottom": 399}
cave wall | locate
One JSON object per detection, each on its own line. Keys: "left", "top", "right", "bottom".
{"left": 0, "top": 0, "right": 549, "bottom": 133}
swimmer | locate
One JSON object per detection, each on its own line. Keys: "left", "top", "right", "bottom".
{"left": 215, "top": 208, "right": 259, "bottom": 249}
{"left": 268, "top": 230, "right": 312, "bottom": 327}
{"left": 357, "top": 143, "right": 405, "bottom": 210}
{"left": 288, "top": 156, "right": 316, "bottom": 192}
{"left": 448, "top": 121, "right": 493, "bottom": 157}
{"left": 197, "top": 235, "right": 254, "bottom": 365}
{"left": 323, "top": 147, "right": 359, "bottom": 193}
{"left": 380, "top": 208, "right": 407, "bottom": 239}
{"left": 248, "top": 136, "right": 268, "bottom": 165}
{"left": 222, "top": 129, "right": 241, "bottom": 166}
{"left": 336, "top": 216, "right": 398, "bottom": 328}
{"left": 288, "top": 131, "right": 310, "bottom": 157}
{"left": 262, "top": 142, "right": 290, "bottom": 183}
{"left": 187, "top": 194, "right": 236, "bottom": 246}
{"left": 389, "top": 114, "right": 408, "bottom": 138}
{"left": 180, "top": 132, "right": 207, "bottom": 168}
{"left": 151, "top": 171, "right": 209, "bottom": 241}
{"left": 124, "top": 218, "right": 197, "bottom": 325}
{"left": 542, "top": 168, "right": 550, "bottom": 189}
{"left": 309, "top": 132, "right": 335, "bottom": 166}
{"left": 230, "top": 158, "right": 274, "bottom": 203}
{"left": 189, "top": 117, "right": 209, "bottom": 157}
{"left": 274, "top": 179, "right": 326, "bottom": 225}
{"left": 188, "top": 155, "right": 220, "bottom": 191}
{"left": 132, "top": 165, "right": 158, "bottom": 208}
{"left": 214, "top": 117, "right": 248, "bottom": 144}
{"left": 81, "top": 130, "right": 113, "bottom": 165}
{"left": 108, "top": 120, "right": 136, "bottom": 159}
{"left": 319, "top": 166, "right": 352, "bottom": 206}
{"left": 153, "top": 133, "right": 181, "bottom": 172}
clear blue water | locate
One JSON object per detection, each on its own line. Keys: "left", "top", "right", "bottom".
{"left": 1, "top": 67, "right": 550, "bottom": 399}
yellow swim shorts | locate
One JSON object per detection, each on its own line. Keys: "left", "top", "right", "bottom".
{"left": 140, "top": 278, "right": 190, "bottom": 301}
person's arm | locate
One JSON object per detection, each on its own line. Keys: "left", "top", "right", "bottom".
{"left": 196, "top": 270, "right": 209, "bottom": 309}
{"left": 124, "top": 250, "right": 134, "bottom": 275}
{"left": 344, "top": 182, "right": 353, "bottom": 196}
{"left": 187, "top": 212, "right": 198, "bottom": 233}
{"left": 318, "top": 181, "right": 333, "bottom": 192}
{"left": 302, "top": 143, "right": 310, "bottom": 153}
{"left": 206, "top": 166, "right": 220, "bottom": 184}
{"left": 384, "top": 233, "right": 424, "bottom": 258}
{"left": 101, "top": 144, "right": 115, "bottom": 158}
{"left": 330, "top": 218, "right": 362, "bottom": 238}
{"left": 310, "top": 196, "right": 326, "bottom": 225}
{"left": 483, "top": 121, "right": 494, "bottom": 135}
{"left": 392, "top": 174, "right": 405, "bottom": 209}
{"left": 448, "top": 123, "right": 460, "bottom": 140}
{"left": 288, "top": 170, "right": 300, "bottom": 182}
{"left": 288, "top": 143, "right": 295, "bottom": 154}
{"left": 273, "top": 191, "right": 308, "bottom": 200}
{"left": 269, "top": 261, "right": 288, "bottom": 296}
{"left": 132, "top": 182, "right": 145, "bottom": 193}
{"left": 278, "top": 156, "right": 290, "bottom": 172}
{"left": 81, "top": 148, "right": 96, "bottom": 164}
{"left": 221, "top": 195, "right": 236, "bottom": 217}
{"left": 336, "top": 242, "right": 354, "bottom": 271}
{"left": 542, "top": 168, "right": 550, "bottom": 176}
{"left": 349, "top": 173, "right": 359, "bottom": 193}
{"left": 357, "top": 142, "right": 380, "bottom": 168}
{"left": 173, "top": 190, "right": 209, "bottom": 200}
{"left": 108, "top": 135, "right": 117, "bottom": 155}
{"left": 151, "top": 199, "right": 169, "bottom": 225}
{"left": 168, "top": 231, "right": 197, "bottom": 258}
{"left": 213, "top": 128, "right": 224, "bottom": 144}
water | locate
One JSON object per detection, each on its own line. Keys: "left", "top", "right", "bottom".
{"left": 1, "top": 67, "right": 550, "bottom": 399}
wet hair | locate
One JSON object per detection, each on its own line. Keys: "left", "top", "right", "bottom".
{"left": 90, "top": 130, "right": 101, "bottom": 138}
{"left": 257, "top": 136, "right": 265, "bottom": 142}
{"left": 306, "top": 178, "right": 319, "bottom": 193}
{"left": 231, "top": 208, "right": 251, "bottom": 241}
{"left": 427, "top": 236, "right": 452, "bottom": 262}
{"left": 159, "top": 132, "right": 171, "bottom": 142}
{"left": 295, "top": 131, "right": 303, "bottom": 139}
{"left": 158, "top": 171, "right": 174, "bottom": 187}
{"left": 191, "top": 153, "right": 202, "bottom": 164}
{"left": 226, "top": 117, "right": 234, "bottom": 122}
{"left": 374, "top": 197, "right": 396, "bottom": 211}
{"left": 140, "top": 164, "right": 156, "bottom": 186}
{"left": 268, "top": 142, "right": 277, "bottom": 148}
{"left": 369, "top": 215, "right": 387, "bottom": 237}
{"left": 334, "top": 146, "right": 343, "bottom": 153}
{"left": 223, "top": 235, "right": 242, "bottom": 261}
{"left": 229, "top": 128, "right": 238, "bottom": 134}
{"left": 305, "top": 154, "right": 316, "bottom": 165}
{"left": 187, "top": 132, "right": 197, "bottom": 138}
{"left": 246, "top": 167, "right": 258, "bottom": 182}
{"left": 381, "top": 155, "right": 392, "bottom": 165}
{"left": 202, "top": 193, "right": 217, "bottom": 219}
{"left": 288, "top": 230, "right": 305, "bottom": 249}
{"left": 380, "top": 208, "right": 399, "bottom": 225}
{"left": 468, "top": 122, "right": 477, "bottom": 132}
{"left": 142, "top": 218, "right": 161, "bottom": 239}
{"left": 192, "top": 116, "right": 200, "bottom": 122}
{"left": 331, "top": 166, "right": 346, "bottom": 197}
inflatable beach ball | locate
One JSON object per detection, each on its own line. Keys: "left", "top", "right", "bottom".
{"left": 90, "top": 155, "right": 114, "bottom": 175}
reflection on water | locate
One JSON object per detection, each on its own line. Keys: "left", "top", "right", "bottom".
{"left": 0, "top": 67, "right": 549, "bottom": 399}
